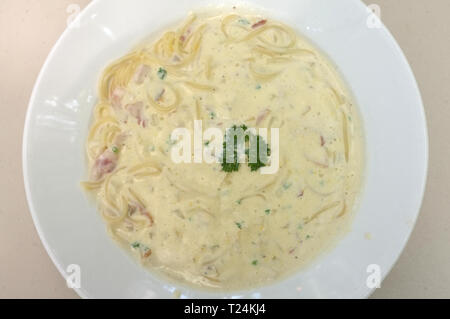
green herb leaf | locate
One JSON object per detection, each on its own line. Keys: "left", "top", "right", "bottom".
{"left": 238, "top": 18, "right": 250, "bottom": 25}
{"left": 131, "top": 242, "right": 140, "bottom": 249}
{"left": 221, "top": 125, "right": 246, "bottom": 172}
{"left": 112, "top": 146, "right": 119, "bottom": 153}
{"left": 235, "top": 222, "right": 243, "bottom": 229}
{"left": 221, "top": 124, "right": 270, "bottom": 173}
{"left": 265, "top": 209, "right": 271, "bottom": 215}
{"left": 251, "top": 260, "right": 258, "bottom": 266}
{"left": 247, "top": 134, "right": 270, "bottom": 172}
{"left": 282, "top": 182, "right": 292, "bottom": 190}
{"left": 157, "top": 67, "right": 167, "bottom": 80}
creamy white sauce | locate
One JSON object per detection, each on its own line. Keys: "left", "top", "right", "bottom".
{"left": 84, "top": 10, "right": 364, "bottom": 290}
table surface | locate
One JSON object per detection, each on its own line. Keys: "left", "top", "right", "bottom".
{"left": 1, "top": 0, "right": 448, "bottom": 299}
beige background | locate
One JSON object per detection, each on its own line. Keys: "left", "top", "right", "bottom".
{"left": 0, "top": 0, "right": 448, "bottom": 299}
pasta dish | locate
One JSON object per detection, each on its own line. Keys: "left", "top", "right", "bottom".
{"left": 82, "top": 9, "right": 364, "bottom": 290}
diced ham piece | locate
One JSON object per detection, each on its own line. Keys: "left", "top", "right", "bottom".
{"left": 129, "top": 201, "right": 154, "bottom": 226}
{"left": 91, "top": 149, "right": 118, "bottom": 181}
{"left": 114, "top": 132, "right": 127, "bottom": 147}
{"left": 110, "top": 87, "right": 126, "bottom": 110}
{"left": 133, "top": 64, "right": 151, "bottom": 85}
{"left": 125, "top": 102, "right": 147, "bottom": 128}
{"left": 252, "top": 19, "right": 267, "bottom": 29}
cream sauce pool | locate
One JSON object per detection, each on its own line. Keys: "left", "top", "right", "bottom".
{"left": 83, "top": 9, "right": 364, "bottom": 290}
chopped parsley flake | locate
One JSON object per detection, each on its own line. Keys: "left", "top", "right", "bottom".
{"left": 238, "top": 18, "right": 250, "bottom": 25}
{"left": 112, "top": 146, "right": 119, "bottom": 153}
{"left": 157, "top": 67, "right": 167, "bottom": 80}
{"left": 131, "top": 242, "right": 140, "bottom": 249}
{"left": 166, "top": 137, "right": 176, "bottom": 146}
{"left": 235, "top": 222, "right": 243, "bottom": 229}
{"left": 282, "top": 182, "right": 292, "bottom": 190}
{"left": 251, "top": 260, "right": 258, "bottom": 266}
{"left": 265, "top": 209, "right": 271, "bottom": 215}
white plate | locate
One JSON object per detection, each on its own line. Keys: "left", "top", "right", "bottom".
{"left": 23, "top": 0, "right": 428, "bottom": 298}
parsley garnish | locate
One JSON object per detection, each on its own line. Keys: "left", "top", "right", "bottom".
{"left": 246, "top": 134, "right": 270, "bottom": 171}
{"left": 221, "top": 124, "right": 270, "bottom": 173}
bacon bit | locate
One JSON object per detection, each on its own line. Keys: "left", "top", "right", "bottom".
{"left": 142, "top": 212, "right": 154, "bottom": 226}
{"left": 252, "top": 19, "right": 267, "bottom": 29}
{"left": 125, "top": 102, "right": 147, "bottom": 128}
{"left": 133, "top": 64, "right": 150, "bottom": 85}
{"left": 179, "top": 28, "right": 192, "bottom": 44}
{"left": 91, "top": 149, "right": 118, "bottom": 181}
{"left": 155, "top": 88, "right": 166, "bottom": 102}
{"left": 110, "top": 87, "right": 126, "bottom": 109}
{"left": 320, "top": 135, "right": 325, "bottom": 147}
{"left": 143, "top": 249, "right": 152, "bottom": 258}
{"left": 114, "top": 132, "right": 128, "bottom": 147}
{"left": 129, "top": 202, "right": 154, "bottom": 226}
{"left": 297, "top": 190, "right": 304, "bottom": 198}
{"left": 256, "top": 109, "right": 271, "bottom": 125}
